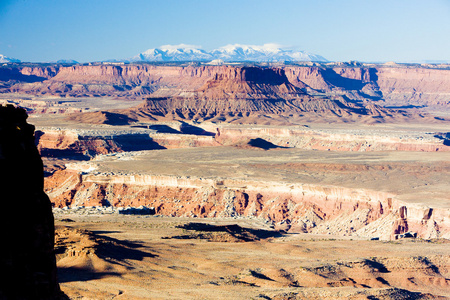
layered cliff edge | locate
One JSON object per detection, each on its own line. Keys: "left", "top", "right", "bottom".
{"left": 1, "top": 63, "right": 450, "bottom": 108}
{"left": 0, "top": 105, "right": 62, "bottom": 299}
{"left": 47, "top": 167, "right": 450, "bottom": 241}
{"left": 63, "top": 66, "right": 435, "bottom": 125}
{"left": 39, "top": 137, "right": 450, "bottom": 241}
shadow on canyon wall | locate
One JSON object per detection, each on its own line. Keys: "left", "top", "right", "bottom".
{"left": 37, "top": 133, "right": 167, "bottom": 161}
{"left": 321, "top": 68, "right": 366, "bottom": 91}
{"left": 146, "top": 124, "right": 181, "bottom": 134}
{"left": 0, "top": 67, "right": 47, "bottom": 83}
{"left": 133, "top": 122, "right": 216, "bottom": 136}
{"left": 113, "top": 134, "right": 166, "bottom": 151}
{"left": 179, "top": 122, "right": 215, "bottom": 136}
{"left": 39, "top": 148, "right": 92, "bottom": 161}
{"left": 434, "top": 132, "right": 450, "bottom": 146}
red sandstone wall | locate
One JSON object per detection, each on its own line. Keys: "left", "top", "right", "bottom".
{"left": 2, "top": 64, "right": 449, "bottom": 106}
{"left": 46, "top": 170, "right": 449, "bottom": 240}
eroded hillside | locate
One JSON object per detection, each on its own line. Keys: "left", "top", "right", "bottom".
{"left": 1, "top": 62, "right": 450, "bottom": 108}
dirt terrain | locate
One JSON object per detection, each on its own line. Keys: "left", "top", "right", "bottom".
{"left": 54, "top": 215, "right": 450, "bottom": 299}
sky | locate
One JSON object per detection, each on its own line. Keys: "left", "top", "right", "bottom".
{"left": 0, "top": 0, "right": 449, "bottom": 63}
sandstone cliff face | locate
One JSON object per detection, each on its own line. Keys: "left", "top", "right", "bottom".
{"left": 46, "top": 170, "right": 449, "bottom": 240}
{"left": 0, "top": 105, "right": 61, "bottom": 299}
{"left": 283, "top": 66, "right": 377, "bottom": 93}
{"left": 214, "top": 127, "right": 450, "bottom": 152}
{"left": 284, "top": 65, "right": 450, "bottom": 106}
{"left": 1, "top": 64, "right": 449, "bottom": 108}
{"left": 43, "top": 65, "right": 231, "bottom": 98}
{"left": 193, "top": 67, "right": 304, "bottom": 100}
{"left": 35, "top": 123, "right": 450, "bottom": 162}
{"left": 36, "top": 129, "right": 124, "bottom": 159}
{"left": 284, "top": 66, "right": 340, "bottom": 92}
{"left": 66, "top": 66, "right": 414, "bottom": 125}
{"left": 50, "top": 65, "right": 227, "bottom": 86}
{"left": 20, "top": 66, "right": 59, "bottom": 79}
{"left": 376, "top": 67, "right": 450, "bottom": 106}
{"left": 0, "top": 67, "right": 52, "bottom": 83}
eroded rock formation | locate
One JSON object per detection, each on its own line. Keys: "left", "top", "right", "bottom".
{"left": 67, "top": 66, "right": 419, "bottom": 125}
{"left": 214, "top": 126, "right": 450, "bottom": 152}
{"left": 1, "top": 63, "right": 449, "bottom": 108}
{"left": 35, "top": 124, "right": 450, "bottom": 162}
{"left": 46, "top": 170, "right": 449, "bottom": 240}
{"left": 0, "top": 105, "right": 61, "bottom": 299}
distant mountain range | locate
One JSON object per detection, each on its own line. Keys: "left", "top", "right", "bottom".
{"left": 128, "top": 44, "right": 328, "bottom": 63}
{"left": 0, "top": 54, "right": 20, "bottom": 63}
{"left": 3, "top": 47, "right": 450, "bottom": 64}
{"left": 54, "top": 59, "right": 79, "bottom": 64}
{"left": 0, "top": 55, "right": 80, "bottom": 64}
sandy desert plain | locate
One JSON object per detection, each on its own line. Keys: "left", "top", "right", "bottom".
{"left": 1, "top": 62, "right": 450, "bottom": 299}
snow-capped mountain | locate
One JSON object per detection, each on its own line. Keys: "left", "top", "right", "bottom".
{"left": 129, "top": 44, "right": 327, "bottom": 62}
{"left": 130, "top": 44, "right": 213, "bottom": 62}
{"left": 56, "top": 59, "right": 79, "bottom": 64}
{"left": 0, "top": 54, "right": 20, "bottom": 63}
{"left": 211, "top": 44, "right": 327, "bottom": 62}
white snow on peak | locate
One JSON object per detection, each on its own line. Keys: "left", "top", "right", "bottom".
{"left": 129, "top": 44, "right": 327, "bottom": 62}
{"left": 159, "top": 44, "right": 202, "bottom": 51}
{"left": 217, "top": 43, "right": 282, "bottom": 54}
{"left": 0, "top": 54, "right": 20, "bottom": 63}
{"left": 204, "top": 59, "right": 225, "bottom": 66}
{"left": 133, "top": 44, "right": 212, "bottom": 62}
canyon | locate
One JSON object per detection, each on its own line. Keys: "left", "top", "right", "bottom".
{"left": 46, "top": 147, "right": 450, "bottom": 241}
{"left": 1, "top": 62, "right": 450, "bottom": 109}
{"left": 1, "top": 61, "right": 450, "bottom": 299}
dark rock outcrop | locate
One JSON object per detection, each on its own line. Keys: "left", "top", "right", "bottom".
{"left": 0, "top": 105, "right": 62, "bottom": 299}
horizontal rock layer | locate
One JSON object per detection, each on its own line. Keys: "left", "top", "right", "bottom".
{"left": 36, "top": 125, "right": 450, "bottom": 160}
{"left": 45, "top": 170, "right": 449, "bottom": 240}
{"left": 1, "top": 64, "right": 449, "bottom": 107}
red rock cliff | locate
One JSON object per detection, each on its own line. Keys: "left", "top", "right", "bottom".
{"left": 1, "top": 64, "right": 450, "bottom": 107}
{"left": 284, "top": 65, "right": 450, "bottom": 106}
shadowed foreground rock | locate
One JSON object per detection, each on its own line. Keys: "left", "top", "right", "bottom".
{"left": 0, "top": 105, "right": 62, "bottom": 299}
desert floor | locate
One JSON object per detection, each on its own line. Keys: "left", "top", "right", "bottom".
{"left": 55, "top": 215, "right": 450, "bottom": 300}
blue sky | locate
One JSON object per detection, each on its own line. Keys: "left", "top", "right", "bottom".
{"left": 1, "top": 0, "right": 449, "bottom": 62}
